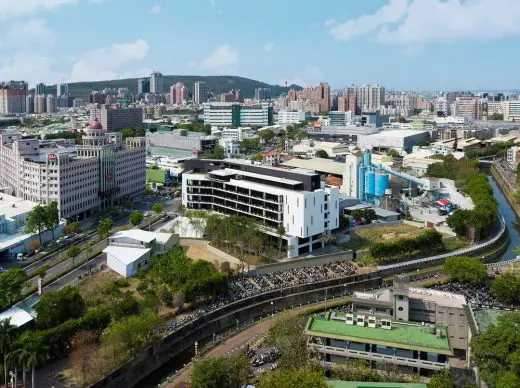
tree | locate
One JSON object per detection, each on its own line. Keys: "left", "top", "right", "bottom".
{"left": 27, "top": 240, "right": 40, "bottom": 253}
{"left": 250, "top": 153, "right": 263, "bottom": 162}
{"left": 64, "top": 221, "right": 79, "bottom": 235}
{"left": 129, "top": 211, "right": 144, "bottom": 227}
{"left": 191, "top": 355, "right": 250, "bottom": 388}
{"left": 35, "top": 286, "right": 86, "bottom": 329}
{"left": 16, "top": 331, "right": 49, "bottom": 388}
{"left": 276, "top": 225, "right": 286, "bottom": 259}
{"left": 97, "top": 217, "right": 113, "bottom": 238}
{"left": 258, "top": 368, "right": 326, "bottom": 388}
{"left": 67, "top": 244, "right": 81, "bottom": 267}
{"left": 151, "top": 202, "right": 164, "bottom": 216}
{"left": 45, "top": 201, "right": 60, "bottom": 240}
{"left": 258, "top": 128, "right": 275, "bottom": 142}
{"left": 0, "top": 319, "right": 15, "bottom": 388}
{"left": 471, "top": 312, "right": 520, "bottom": 386}
{"left": 386, "top": 149, "right": 400, "bottom": 158}
{"left": 491, "top": 272, "right": 520, "bottom": 305}
{"left": 25, "top": 204, "right": 46, "bottom": 244}
{"left": 315, "top": 149, "right": 329, "bottom": 158}
{"left": 427, "top": 369, "right": 455, "bottom": 388}
{"left": 69, "top": 331, "right": 98, "bottom": 386}
{"left": 265, "top": 315, "right": 310, "bottom": 370}
{"left": 443, "top": 256, "right": 487, "bottom": 284}
{"left": 0, "top": 269, "right": 28, "bottom": 308}
{"left": 489, "top": 112, "right": 504, "bottom": 121}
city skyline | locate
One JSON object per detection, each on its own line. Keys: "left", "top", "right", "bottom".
{"left": 0, "top": 0, "right": 519, "bottom": 90}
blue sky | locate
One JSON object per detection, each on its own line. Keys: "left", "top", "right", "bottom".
{"left": 0, "top": 0, "right": 519, "bottom": 90}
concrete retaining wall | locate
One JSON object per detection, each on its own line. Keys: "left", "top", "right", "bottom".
{"left": 248, "top": 250, "right": 355, "bottom": 276}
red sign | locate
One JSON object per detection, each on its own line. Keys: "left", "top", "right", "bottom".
{"left": 48, "top": 153, "right": 57, "bottom": 160}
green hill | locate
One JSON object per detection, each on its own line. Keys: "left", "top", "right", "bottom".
{"left": 39, "top": 75, "right": 301, "bottom": 100}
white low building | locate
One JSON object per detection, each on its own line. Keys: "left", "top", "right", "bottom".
{"left": 104, "top": 229, "right": 179, "bottom": 277}
{"left": 276, "top": 110, "right": 306, "bottom": 125}
{"left": 104, "top": 246, "right": 151, "bottom": 277}
{"left": 291, "top": 139, "right": 350, "bottom": 157}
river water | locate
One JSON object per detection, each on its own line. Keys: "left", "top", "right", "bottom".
{"left": 489, "top": 176, "right": 520, "bottom": 262}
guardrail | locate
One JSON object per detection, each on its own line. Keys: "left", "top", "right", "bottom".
{"left": 377, "top": 214, "right": 507, "bottom": 272}
{"left": 487, "top": 256, "right": 520, "bottom": 269}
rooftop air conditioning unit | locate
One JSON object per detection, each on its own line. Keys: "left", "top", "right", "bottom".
{"left": 356, "top": 315, "right": 366, "bottom": 326}
{"left": 381, "top": 319, "right": 392, "bottom": 330}
{"left": 346, "top": 313, "right": 354, "bottom": 325}
{"left": 368, "top": 316, "right": 376, "bottom": 328}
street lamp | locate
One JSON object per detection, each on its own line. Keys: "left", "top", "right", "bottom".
{"left": 271, "top": 301, "right": 274, "bottom": 317}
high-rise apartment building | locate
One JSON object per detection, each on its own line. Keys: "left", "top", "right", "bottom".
{"left": 234, "top": 89, "right": 243, "bottom": 103}
{"left": 137, "top": 78, "right": 150, "bottom": 95}
{"left": 453, "top": 97, "right": 484, "bottom": 120}
{"left": 348, "top": 84, "right": 385, "bottom": 112}
{"left": 255, "top": 87, "right": 271, "bottom": 101}
{"left": 90, "top": 104, "right": 144, "bottom": 131}
{"left": 56, "top": 83, "right": 68, "bottom": 97}
{"left": 46, "top": 95, "right": 57, "bottom": 113}
{"left": 90, "top": 91, "right": 107, "bottom": 104}
{"left": 193, "top": 81, "right": 207, "bottom": 105}
{"left": 150, "top": 71, "right": 164, "bottom": 94}
{"left": 174, "top": 82, "right": 185, "bottom": 103}
{"left": 35, "top": 83, "right": 46, "bottom": 96}
{"left": 169, "top": 85, "right": 177, "bottom": 105}
{"left": 34, "top": 95, "right": 46, "bottom": 114}
{"left": 26, "top": 95, "right": 34, "bottom": 114}
{"left": 0, "top": 121, "right": 146, "bottom": 219}
{"left": 219, "top": 92, "right": 236, "bottom": 102}
{"left": 0, "top": 81, "right": 28, "bottom": 114}
{"left": 287, "top": 83, "right": 331, "bottom": 113}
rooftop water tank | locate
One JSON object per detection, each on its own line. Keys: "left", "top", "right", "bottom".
{"left": 365, "top": 169, "right": 375, "bottom": 195}
{"left": 375, "top": 171, "right": 389, "bottom": 197}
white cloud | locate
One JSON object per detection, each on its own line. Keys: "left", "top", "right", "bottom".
{"left": 328, "top": 0, "right": 408, "bottom": 41}
{"left": 2, "top": 19, "right": 55, "bottom": 49}
{"left": 150, "top": 5, "right": 161, "bottom": 14}
{"left": 324, "top": 18, "right": 335, "bottom": 27}
{"left": 264, "top": 42, "right": 275, "bottom": 52}
{"left": 0, "top": 52, "right": 60, "bottom": 85}
{"left": 69, "top": 39, "right": 150, "bottom": 81}
{"left": 328, "top": 0, "right": 520, "bottom": 46}
{"left": 189, "top": 44, "right": 239, "bottom": 74}
{"left": 0, "top": 0, "right": 79, "bottom": 19}
{"left": 208, "top": 0, "right": 216, "bottom": 7}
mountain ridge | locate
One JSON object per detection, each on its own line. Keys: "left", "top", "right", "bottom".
{"left": 37, "top": 75, "right": 302, "bottom": 101}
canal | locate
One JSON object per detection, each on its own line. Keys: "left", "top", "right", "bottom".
{"left": 489, "top": 175, "right": 520, "bottom": 262}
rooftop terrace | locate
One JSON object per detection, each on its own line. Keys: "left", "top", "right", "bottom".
{"left": 305, "top": 316, "right": 452, "bottom": 355}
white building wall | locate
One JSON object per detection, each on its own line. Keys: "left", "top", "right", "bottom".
{"left": 343, "top": 153, "right": 361, "bottom": 197}
{"left": 276, "top": 110, "right": 306, "bottom": 125}
{"left": 106, "top": 255, "right": 128, "bottom": 277}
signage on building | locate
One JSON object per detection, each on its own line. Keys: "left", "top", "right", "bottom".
{"left": 106, "top": 174, "right": 113, "bottom": 181}
{"left": 48, "top": 153, "right": 57, "bottom": 160}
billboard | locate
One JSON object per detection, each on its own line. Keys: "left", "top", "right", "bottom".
{"left": 48, "top": 153, "right": 57, "bottom": 160}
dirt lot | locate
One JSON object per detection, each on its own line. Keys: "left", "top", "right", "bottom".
{"left": 344, "top": 223, "right": 424, "bottom": 252}
{"left": 182, "top": 240, "right": 244, "bottom": 270}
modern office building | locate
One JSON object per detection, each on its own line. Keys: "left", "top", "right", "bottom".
{"left": 150, "top": 71, "right": 164, "bottom": 94}
{"left": 146, "top": 130, "right": 218, "bottom": 155}
{"left": 46, "top": 94, "right": 57, "bottom": 113}
{"left": 0, "top": 120, "right": 146, "bottom": 219}
{"left": 255, "top": 87, "right": 271, "bottom": 101}
{"left": 25, "top": 95, "right": 34, "bottom": 114}
{"left": 90, "top": 104, "right": 144, "bottom": 131}
{"left": 0, "top": 81, "right": 28, "bottom": 114}
{"left": 56, "top": 83, "right": 68, "bottom": 97}
{"left": 329, "top": 111, "right": 353, "bottom": 126}
{"left": 276, "top": 110, "right": 306, "bottom": 125}
{"left": 57, "top": 94, "right": 74, "bottom": 109}
{"left": 35, "top": 83, "right": 46, "bottom": 96}
{"left": 503, "top": 100, "right": 520, "bottom": 122}
{"left": 203, "top": 102, "right": 273, "bottom": 127}
{"left": 193, "top": 81, "right": 207, "bottom": 105}
{"left": 305, "top": 275, "right": 472, "bottom": 376}
{"left": 182, "top": 159, "right": 339, "bottom": 258}
{"left": 137, "top": 78, "right": 150, "bottom": 95}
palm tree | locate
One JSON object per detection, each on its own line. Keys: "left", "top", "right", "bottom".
{"left": 18, "top": 333, "right": 48, "bottom": 388}
{"left": 0, "top": 318, "right": 15, "bottom": 388}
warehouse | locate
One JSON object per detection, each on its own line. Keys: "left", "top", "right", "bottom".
{"left": 358, "top": 130, "right": 430, "bottom": 152}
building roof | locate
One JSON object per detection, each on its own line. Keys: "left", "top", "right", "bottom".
{"left": 327, "top": 381, "right": 426, "bottom": 388}
{"left": 409, "top": 287, "right": 467, "bottom": 308}
{"left": 0, "top": 194, "right": 37, "bottom": 218}
{"left": 154, "top": 232, "right": 175, "bottom": 244}
{"left": 281, "top": 158, "right": 345, "bottom": 176}
{"left": 362, "top": 130, "right": 429, "bottom": 139}
{"left": 0, "top": 306, "right": 34, "bottom": 328}
{"left": 103, "top": 245, "right": 151, "bottom": 265}
{"left": 305, "top": 316, "right": 452, "bottom": 354}
{"left": 110, "top": 229, "right": 157, "bottom": 244}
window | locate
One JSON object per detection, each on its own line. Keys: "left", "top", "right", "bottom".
{"left": 398, "top": 307, "right": 403, "bottom": 312}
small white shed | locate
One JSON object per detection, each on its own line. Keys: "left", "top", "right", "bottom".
{"left": 103, "top": 245, "right": 151, "bottom": 277}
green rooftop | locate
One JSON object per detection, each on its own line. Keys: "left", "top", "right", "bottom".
{"left": 147, "top": 168, "right": 167, "bottom": 183}
{"left": 327, "top": 380, "right": 427, "bottom": 388}
{"left": 305, "top": 316, "right": 452, "bottom": 355}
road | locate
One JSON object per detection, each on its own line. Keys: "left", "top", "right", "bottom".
{"left": 494, "top": 159, "right": 518, "bottom": 193}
